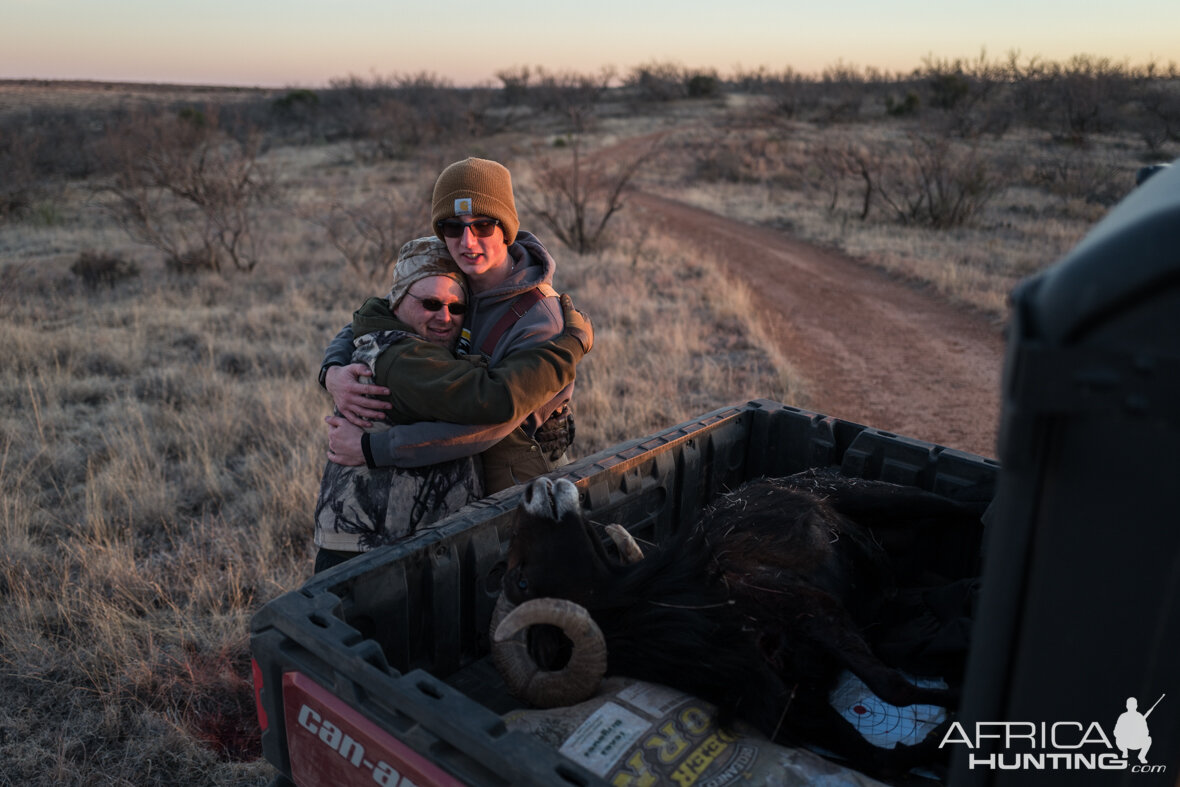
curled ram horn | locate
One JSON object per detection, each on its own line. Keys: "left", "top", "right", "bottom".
{"left": 605, "top": 523, "right": 645, "bottom": 564}
{"left": 491, "top": 594, "right": 607, "bottom": 708}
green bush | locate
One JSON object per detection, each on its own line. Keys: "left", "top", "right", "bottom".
{"left": 177, "top": 106, "right": 208, "bottom": 129}
{"left": 272, "top": 89, "right": 319, "bottom": 114}
{"left": 928, "top": 72, "right": 970, "bottom": 109}
{"left": 686, "top": 72, "right": 721, "bottom": 99}
{"left": 886, "top": 91, "right": 921, "bottom": 117}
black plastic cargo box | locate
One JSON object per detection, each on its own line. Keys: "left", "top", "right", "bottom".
{"left": 251, "top": 400, "right": 998, "bottom": 786}
{"left": 955, "top": 158, "right": 1180, "bottom": 785}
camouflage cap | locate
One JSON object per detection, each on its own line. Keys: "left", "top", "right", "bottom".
{"left": 388, "top": 236, "right": 468, "bottom": 310}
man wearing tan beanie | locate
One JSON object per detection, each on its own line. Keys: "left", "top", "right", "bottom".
{"left": 320, "top": 157, "right": 579, "bottom": 494}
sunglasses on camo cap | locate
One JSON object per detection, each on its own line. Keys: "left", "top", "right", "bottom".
{"left": 437, "top": 218, "right": 501, "bottom": 238}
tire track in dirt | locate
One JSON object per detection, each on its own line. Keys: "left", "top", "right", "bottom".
{"left": 630, "top": 191, "right": 1005, "bottom": 458}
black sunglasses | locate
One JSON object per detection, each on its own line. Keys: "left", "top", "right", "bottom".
{"left": 407, "top": 293, "right": 468, "bottom": 315}
{"left": 437, "top": 218, "right": 501, "bottom": 239}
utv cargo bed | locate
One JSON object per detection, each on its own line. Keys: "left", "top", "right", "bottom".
{"left": 251, "top": 400, "right": 997, "bottom": 786}
{"left": 252, "top": 158, "right": 1180, "bottom": 786}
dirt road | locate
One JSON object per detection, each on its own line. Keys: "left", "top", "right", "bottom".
{"left": 631, "top": 192, "right": 1006, "bottom": 459}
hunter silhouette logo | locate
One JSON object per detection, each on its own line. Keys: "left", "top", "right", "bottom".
{"left": 1115, "top": 695, "right": 1164, "bottom": 764}
{"left": 941, "top": 691, "right": 1169, "bottom": 773}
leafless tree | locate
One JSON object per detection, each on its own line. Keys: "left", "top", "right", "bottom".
{"left": 624, "top": 61, "right": 689, "bottom": 103}
{"left": 1136, "top": 62, "right": 1180, "bottom": 153}
{"left": 518, "top": 136, "right": 659, "bottom": 254}
{"left": 326, "top": 72, "right": 488, "bottom": 161}
{"left": 306, "top": 187, "right": 431, "bottom": 285}
{"left": 854, "top": 132, "right": 1002, "bottom": 228}
{"left": 1046, "top": 54, "right": 1129, "bottom": 137}
{"left": 496, "top": 65, "right": 615, "bottom": 122}
{"left": 97, "top": 107, "right": 272, "bottom": 272}
{"left": 1031, "top": 146, "right": 1128, "bottom": 208}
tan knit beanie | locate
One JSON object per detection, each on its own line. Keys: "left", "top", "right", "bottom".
{"left": 388, "top": 237, "right": 468, "bottom": 310}
{"left": 431, "top": 157, "right": 519, "bottom": 245}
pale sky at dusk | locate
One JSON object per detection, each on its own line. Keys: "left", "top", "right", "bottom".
{"left": 2, "top": 0, "right": 1178, "bottom": 88}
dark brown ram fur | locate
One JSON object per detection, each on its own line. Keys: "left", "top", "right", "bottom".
{"left": 502, "top": 468, "right": 988, "bottom": 775}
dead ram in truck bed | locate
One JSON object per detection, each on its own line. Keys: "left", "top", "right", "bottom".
{"left": 491, "top": 469, "right": 987, "bottom": 776}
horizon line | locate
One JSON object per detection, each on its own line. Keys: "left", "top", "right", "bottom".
{"left": 3, "top": 49, "right": 1178, "bottom": 93}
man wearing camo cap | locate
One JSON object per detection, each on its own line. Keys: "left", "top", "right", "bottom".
{"left": 312, "top": 235, "right": 591, "bottom": 573}
{"left": 320, "top": 158, "right": 580, "bottom": 495}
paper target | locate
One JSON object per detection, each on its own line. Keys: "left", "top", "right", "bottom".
{"left": 828, "top": 670, "right": 948, "bottom": 749}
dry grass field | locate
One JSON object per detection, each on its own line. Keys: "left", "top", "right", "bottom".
{"left": 0, "top": 65, "right": 1175, "bottom": 785}
{"left": 0, "top": 95, "right": 799, "bottom": 787}
{"left": 631, "top": 100, "right": 1152, "bottom": 319}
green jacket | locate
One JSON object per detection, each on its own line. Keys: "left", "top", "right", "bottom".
{"left": 321, "top": 234, "right": 574, "bottom": 491}
{"left": 313, "top": 298, "right": 585, "bottom": 553}
{"left": 352, "top": 296, "right": 583, "bottom": 431}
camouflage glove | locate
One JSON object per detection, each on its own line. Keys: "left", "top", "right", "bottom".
{"left": 535, "top": 406, "right": 576, "bottom": 462}
{"left": 560, "top": 294, "right": 593, "bottom": 354}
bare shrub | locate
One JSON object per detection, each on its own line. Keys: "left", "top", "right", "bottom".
{"left": 810, "top": 142, "right": 875, "bottom": 218}
{"left": 1, "top": 105, "right": 107, "bottom": 182}
{"left": 495, "top": 65, "right": 615, "bottom": 123}
{"left": 324, "top": 72, "right": 487, "bottom": 161}
{"left": 690, "top": 130, "right": 793, "bottom": 188}
{"left": 624, "top": 61, "right": 689, "bottom": 102}
{"left": 97, "top": 107, "right": 273, "bottom": 273}
{"left": 518, "top": 136, "right": 658, "bottom": 253}
{"left": 1136, "top": 70, "right": 1180, "bottom": 154}
{"left": 1045, "top": 54, "right": 1131, "bottom": 138}
{"left": 1000, "top": 51, "right": 1055, "bottom": 128}
{"left": 350, "top": 96, "right": 425, "bottom": 161}
{"left": 913, "top": 51, "right": 1012, "bottom": 138}
{"left": 70, "top": 250, "right": 141, "bottom": 287}
{"left": 495, "top": 65, "right": 533, "bottom": 106}
{"left": 859, "top": 132, "right": 1003, "bottom": 228}
{"left": 1031, "top": 146, "right": 1129, "bottom": 208}
{"left": 814, "top": 61, "right": 877, "bottom": 123}
{"left": 694, "top": 146, "right": 748, "bottom": 183}
{"left": 0, "top": 128, "right": 41, "bottom": 218}
{"left": 737, "top": 66, "right": 821, "bottom": 119}
{"left": 307, "top": 186, "right": 431, "bottom": 285}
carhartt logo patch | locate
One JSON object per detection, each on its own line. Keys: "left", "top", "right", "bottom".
{"left": 454, "top": 198, "right": 473, "bottom": 215}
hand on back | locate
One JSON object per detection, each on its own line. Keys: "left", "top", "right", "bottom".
{"left": 325, "top": 363, "right": 391, "bottom": 428}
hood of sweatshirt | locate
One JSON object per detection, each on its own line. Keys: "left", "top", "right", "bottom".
{"left": 474, "top": 230, "right": 556, "bottom": 306}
